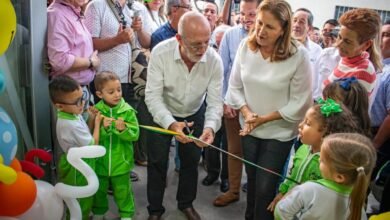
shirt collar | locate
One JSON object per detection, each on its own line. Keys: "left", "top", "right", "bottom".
{"left": 57, "top": 0, "right": 83, "bottom": 18}
{"left": 383, "top": 57, "right": 390, "bottom": 65}
{"left": 315, "top": 179, "right": 352, "bottom": 195}
{"left": 57, "top": 110, "right": 78, "bottom": 120}
{"left": 173, "top": 41, "right": 208, "bottom": 63}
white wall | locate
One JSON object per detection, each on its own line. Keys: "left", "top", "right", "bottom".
{"left": 287, "top": 0, "right": 390, "bottom": 28}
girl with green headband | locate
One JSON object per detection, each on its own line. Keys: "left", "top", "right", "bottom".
{"left": 275, "top": 133, "right": 376, "bottom": 220}
{"left": 268, "top": 99, "right": 362, "bottom": 213}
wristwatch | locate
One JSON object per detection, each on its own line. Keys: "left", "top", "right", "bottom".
{"left": 88, "top": 57, "right": 94, "bottom": 69}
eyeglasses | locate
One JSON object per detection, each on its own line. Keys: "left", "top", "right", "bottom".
{"left": 175, "top": 4, "right": 192, "bottom": 10}
{"left": 182, "top": 37, "right": 209, "bottom": 51}
{"left": 57, "top": 91, "right": 88, "bottom": 107}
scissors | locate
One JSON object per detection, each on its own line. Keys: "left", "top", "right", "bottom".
{"left": 184, "top": 120, "right": 194, "bottom": 137}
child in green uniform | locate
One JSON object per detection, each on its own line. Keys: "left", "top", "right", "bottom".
{"left": 268, "top": 99, "right": 362, "bottom": 212}
{"left": 92, "top": 71, "right": 139, "bottom": 220}
{"left": 49, "top": 75, "right": 102, "bottom": 220}
{"left": 275, "top": 133, "right": 376, "bottom": 220}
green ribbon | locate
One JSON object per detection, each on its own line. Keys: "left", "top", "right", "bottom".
{"left": 317, "top": 98, "right": 343, "bottom": 117}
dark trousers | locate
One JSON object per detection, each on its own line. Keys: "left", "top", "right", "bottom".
{"left": 242, "top": 135, "right": 293, "bottom": 220}
{"left": 146, "top": 105, "right": 205, "bottom": 216}
{"left": 205, "top": 119, "right": 228, "bottom": 180}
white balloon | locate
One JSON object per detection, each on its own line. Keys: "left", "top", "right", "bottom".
{"left": 19, "top": 180, "right": 64, "bottom": 220}
{"left": 54, "top": 145, "right": 106, "bottom": 220}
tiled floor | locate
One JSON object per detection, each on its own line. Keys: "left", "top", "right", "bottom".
{"left": 105, "top": 147, "right": 247, "bottom": 220}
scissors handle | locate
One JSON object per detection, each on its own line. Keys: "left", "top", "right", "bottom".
{"left": 184, "top": 120, "right": 192, "bottom": 135}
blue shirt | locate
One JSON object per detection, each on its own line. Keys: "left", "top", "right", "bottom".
{"left": 150, "top": 21, "right": 177, "bottom": 51}
{"left": 370, "top": 58, "right": 390, "bottom": 127}
{"left": 219, "top": 25, "right": 248, "bottom": 96}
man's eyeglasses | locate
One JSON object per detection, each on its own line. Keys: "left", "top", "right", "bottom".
{"left": 182, "top": 37, "right": 209, "bottom": 51}
{"left": 57, "top": 92, "right": 89, "bottom": 107}
{"left": 175, "top": 4, "right": 192, "bottom": 10}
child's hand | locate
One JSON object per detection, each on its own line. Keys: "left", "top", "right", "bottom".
{"left": 88, "top": 106, "right": 99, "bottom": 118}
{"left": 267, "top": 192, "right": 284, "bottom": 212}
{"left": 103, "top": 117, "right": 114, "bottom": 128}
{"left": 95, "top": 112, "right": 102, "bottom": 126}
{"left": 115, "top": 117, "right": 126, "bottom": 131}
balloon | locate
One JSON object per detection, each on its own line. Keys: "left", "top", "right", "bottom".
{"left": 0, "top": 172, "right": 37, "bottom": 216}
{"left": 0, "top": 70, "right": 5, "bottom": 94}
{"left": 0, "top": 107, "right": 18, "bottom": 165}
{"left": 20, "top": 149, "right": 53, "bottom": 179}
{"left": 19, "top": 180, "right": 64, "bottom": 220}
{"left": 9, "top": 158, "right": 21, "bottom": 172}
{"left": 0, "top": 155, "right": 17, "bottom": 184}
{"left": 0, "top": 0, "right": 17, "bottom": 55}
{"left": 54, "top": 145, "right": 105, "bottom": 220}
{"left": 55, "top": 145, "right": 106, "bottom": 198}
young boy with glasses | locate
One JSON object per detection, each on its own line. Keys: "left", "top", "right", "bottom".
{"left": 49, "top": 75, "right": 102, "bottom": 220}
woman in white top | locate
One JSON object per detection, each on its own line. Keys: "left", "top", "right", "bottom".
{"left": 224, "top": 0, "right": 312, "bottom": 219}
{"left": 145, "top": 0, "right": 167, "bottom": 33}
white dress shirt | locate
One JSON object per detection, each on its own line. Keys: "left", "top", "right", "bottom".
{"left": 145, "top": 38, "right": 224, "bottom": 132}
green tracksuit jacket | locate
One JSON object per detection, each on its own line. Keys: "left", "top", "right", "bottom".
{"left": 95, "top": 98, "right": 139, "bottom": 177}
{"left": 279, "top": 144, "right": 322, "bottom": 194}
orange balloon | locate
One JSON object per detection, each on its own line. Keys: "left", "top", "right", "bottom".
{"left": 9, "top": 158, "right": 22, "bottom": 172}
{"left": 0, "top": 172, "right": 37, "bottom": 216}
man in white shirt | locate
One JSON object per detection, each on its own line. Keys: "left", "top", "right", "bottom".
{"left": 145, "top": 12, "right": 223, "bottom": 220}
{"left": 292, "top": 8, "right": 322, "bottom": 98}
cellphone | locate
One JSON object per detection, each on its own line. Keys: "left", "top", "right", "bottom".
{"left": 133, "top": 10, "right": 140, "bottom": 18}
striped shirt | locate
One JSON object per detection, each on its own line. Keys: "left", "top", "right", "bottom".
{"left": 323, "top": 51, "right": 376, "bottom": 95}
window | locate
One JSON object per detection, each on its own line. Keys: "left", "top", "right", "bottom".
{"left": 335, "top": 5, "right": 390, "bottom": 23}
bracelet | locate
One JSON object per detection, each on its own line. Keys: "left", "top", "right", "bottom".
{"left": 88, "top": 57, "right": 93, "bottom": 69}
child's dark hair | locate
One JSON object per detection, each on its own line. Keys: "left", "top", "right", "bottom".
{"left": 310, "top": 102, "right": 361, "bottom": 137}
{"left": 48, "top": 75, "right": 80, "bottom": 104}
{"left": 94, "top": 71, "right": 120, "bottom": 91}
{"left": 321, "top": 133, "right": 376, "bottom": 220}
{"left": 322, "top": 78, "right": 371, "bottom": 137}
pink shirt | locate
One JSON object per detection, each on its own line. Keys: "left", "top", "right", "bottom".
{"left": 47, "top": 0, "right": 95, "bottom": 85}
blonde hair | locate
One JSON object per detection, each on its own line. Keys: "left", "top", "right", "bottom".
{"left": 247, "top": 0, "right": 298, "bottom": 62}
{"left": 339, "top": 8, "right": 382, "bottom": 72}
{"left": 321, "top": 133, "right": 376, "bottom": 220}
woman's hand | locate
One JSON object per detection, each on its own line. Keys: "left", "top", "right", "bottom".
{"left": 240, "top": 112, "right": 265, "bottom": 136}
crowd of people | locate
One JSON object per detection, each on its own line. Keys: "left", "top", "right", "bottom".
{"left": 46, "top": 0, "right": 390, "bottom": 219}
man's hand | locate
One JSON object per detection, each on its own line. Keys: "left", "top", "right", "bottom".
{"left": 168, "top": 121, "right": 193, "bottom": 144}
{"left": 131, "top": 16, "right": 143, "bottom": 32}
{"left": 195, "top": 128, "right": 214, "bottom": 148}
{"left": 116, "top": 25, "right": 134, "bottom": 44}
{"left": 115, "top": 117, "right": 126, "bottom": 131}
{"left": 90, "top": 50, "right": 100, "bottom": 69}
{"left": 223, "top": 104, "right": 237, "bottom": 119}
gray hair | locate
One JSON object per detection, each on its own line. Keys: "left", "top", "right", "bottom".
{"left": 214, "top": 24, "right": 230, "bottom": 35}
{"left": 165, "top": 0, "right": 181, "bottom": 16}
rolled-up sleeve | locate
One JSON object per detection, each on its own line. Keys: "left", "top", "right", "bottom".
{"left": 145, "top": 50, "right": 176, "bottom": 129}
{"left": 204, "top": 56, "right": 224, "bottom": 132}
{"left": 279, "top": 50, "right": 313, "bottom": 123}
{"left": 47, "top": 14, "right": 75, "bottom": 74}
{"left": 225, "top": 41, "right": 246, "bottom": 110}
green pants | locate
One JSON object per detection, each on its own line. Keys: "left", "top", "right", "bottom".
{"left": 93, "top": 173, "right": 135, "bottom": 218}
{"left": 58, "top": 154, "right": 96, "bottom": 220}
